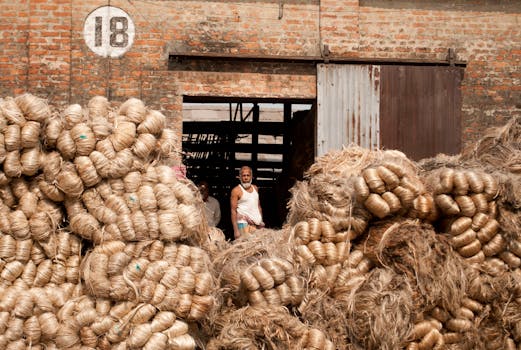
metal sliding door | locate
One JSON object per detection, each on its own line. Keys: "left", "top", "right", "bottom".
{"left": 317, "top": 64, "right": 380, "bottom": 156}
{"left": 317, "top": 63, "right": 463, "bottom": 160}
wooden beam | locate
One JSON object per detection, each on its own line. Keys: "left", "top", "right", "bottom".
{"left": 184, "top": 143, "right": 284, "bottom": 154}
{"left": 183, "top": 121, "right": 285, "bottom": 136}
{"left": 187, "top": 159, "right": 283, "bottom": 170}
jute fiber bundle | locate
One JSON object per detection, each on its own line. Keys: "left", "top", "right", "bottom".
{"left": 363, "top": 220, "right": 467, "bottom": 312}
{"left": 288, "top": 146, "right": 429, "bottom": 239}
{"left": 206, "top": 306, "right": 335, "bottom": 350}
{"left": 287, "top": 146, "right": 380, "bottom": 233}
{"left": 36, "top": 154, "right": 93, "bottom": 202}
{"left": 291, "top": 218, "right": 355, "bottom": 291}
{"left": 120, "top": 240, "right": 213, "bottom": 274}
{"left": 214, "top": 227, "right": 296, "bottom": 294}
{"left": 340, "top": 268, "right": 415, "bottom": 350}
{"left": 461, "top": 115, "right": 521, "bottom": 174}
{"left": 0, "top": 282, "right": 83, "bottom": 349}
{"left": 405, "top": 318, "right": 445, "bottom": 350}
{"left": 14, "top": 93, "right": 52, "bottom": 123}
{"left": 331, "top": 248, "right": 374, "bottom": 296}
{"left": 0, "top": 255, "right": 81, "bottom": 289}
{"left": 422, "top": 167, "right": 512, "bottom": 265}
{"left": 81, "top": 240, "right": 215, "bottom": 320}
{"left": 54, "top": 296, "right": 196, "bottom": 350}
{"left": 240, "top": 256, "right": 304, "bottom": 308}
{"left": 0, "top": 178, "right": 63, "bottom": 243}
{"left": 0, "top": 97, "right": 26, "bottom": 126}
{"left": 357, "top": 161, "right": 437, "bottom": 222}
{"left": 42, "top": 95, "right": 177, "bottom": 167}
{"left": 498, "top": 209, "right": 521, "bottom": 270}
{"left": 0, "top": 229, "right": 83, "bottom": 288}
{"left": 65, "top": 164, "right": 207, "bottom": 245}
{"left": 426, "top": 167, "right": 498, "bottom": 219}
{"left": 0, "top": 94, "right": 51, "bottom": 178}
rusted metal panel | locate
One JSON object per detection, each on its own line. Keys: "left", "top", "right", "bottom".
{"left": 317, "top": 64, "right": 380, "bottom": 156}
{"left": 379, "top": 66, "right": 463, "bottom": 161}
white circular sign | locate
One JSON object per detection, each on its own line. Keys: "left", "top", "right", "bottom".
{"left": 83, "top": 6, "right": 135, "bottom": 58}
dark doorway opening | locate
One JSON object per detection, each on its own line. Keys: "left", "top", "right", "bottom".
{"left": 182, "top": 97, "right": 316, "bottom": 240}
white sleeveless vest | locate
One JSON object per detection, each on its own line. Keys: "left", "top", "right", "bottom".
{"left": 237, "top": 185, "right": 262, "bottom": 225}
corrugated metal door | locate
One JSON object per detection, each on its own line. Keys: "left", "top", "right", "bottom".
{"left": 380, "top": 66, "right": 464, "bottom": 161}
{"left": 317, "top": 64, "right": 380, "bottom": 156}
{"left": 316, "top": 64, "right": 463, "bottom": 160}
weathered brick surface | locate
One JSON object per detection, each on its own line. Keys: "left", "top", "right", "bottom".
{"left": 0, "top": 1, "right": 30, "bottom": 97}
{"left": 1, "top": 0, "right": 520, "bottom": 147}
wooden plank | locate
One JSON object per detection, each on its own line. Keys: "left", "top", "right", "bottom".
{"left": 187, "top": 159, "right": 283, "bottom": 170}
{"left": 171, "top": 52, "right": 466, "bottom": 66}
{"left": 184, "top": 142, "right": 284, "bottom": 154}
{"left": 183, "top": 121, "right": 285, "bottom": 136}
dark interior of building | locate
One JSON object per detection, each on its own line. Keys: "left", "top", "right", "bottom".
{"left": 182, "top": 97, "right": 316, "bottom": 240}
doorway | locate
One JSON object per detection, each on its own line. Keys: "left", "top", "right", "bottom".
{"left": 182, "top": 97, "right": 315, "bottom": 240}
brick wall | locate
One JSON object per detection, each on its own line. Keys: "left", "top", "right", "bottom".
{"left": 1, "top": 0, "right": 520, "bottom": 147}
{"left": 0, "top": 1, "right": 29, "bottom": 97}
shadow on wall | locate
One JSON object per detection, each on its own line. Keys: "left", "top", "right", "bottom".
{"left": 361, "top": 0, "right": 520, "bottom": 13}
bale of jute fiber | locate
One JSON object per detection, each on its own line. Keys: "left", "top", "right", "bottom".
{"left": 359, "top": 163, "right": 438, "bottom": 222}
{"left": 205, "top": 306, "right": 335, "bottom": 350}
{"left": 342, "top": 268, "right": 416, "bottom": 350}
{"left": 287, "top": 146, "right": 431, "bottom": 237}
{"left": 0, "top": 256, "right": 81, "bottom": 289}
{"left": 460, "top": 115, "right": 521, "bottom": 174}
{"left": 0, "top": 229, "right": 85, "bottom": 289}
{"left": 64, "top": 164, "right": 208, "bottom": 245}
{"left": 286, "top": 146, "right": 381, "bottom": 232}
{"left": 53, "top": 295, "right": 196, "bottom": 350}
{"left": 331, "top": 248, "right": 374, "bottom": 297}
{"left": 0, "top": 95, "right": 50, "bottom": 178}
{"left": 421, "top": 165, "right": 514, "bottom": 266}
{"left": 291, "top": 218, "right": 355, "bottom": 291}
{"left": 14, "top": 93, "right": 52, "bottom": 123}
{"left": 81, "top": 240, "right": 216, "bottom": 321}
{"left": 424, "top": 167, "right": 498, "bottom": 218}
{"left": 0, "top": 282, "right": 83, "bottom": 349}
{"left": 240, "top": 257, "right": 305, "bottom": 308}
{"left": 0, "top": 179, "right": 63, "bottom": 243}
{"left": 362, "top": 219, "right": 468, "bottom": 312}
{"left": 41, "top": 95, "right": 177, "bottom": 167}
{"left": 405, "top": 318, "right": 445, "bottom": 350}
{"left": 214, "top": 228, "right": 296, "bottom": 298}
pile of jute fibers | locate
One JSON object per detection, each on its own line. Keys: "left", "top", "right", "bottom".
{"left": 0, "top": 93, "right": 216, "bottom": 349}
{"left": 3, "top": 93, "right": 521, "bottom": 349}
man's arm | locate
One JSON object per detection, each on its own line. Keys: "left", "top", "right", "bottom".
{"left": 230, "top": 187, "right": 240, "bottom": 239}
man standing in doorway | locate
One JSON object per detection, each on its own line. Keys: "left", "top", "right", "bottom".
{"left": 231, "top": 166, "right": 264, "bottom": 239}
{"left": 197, "top": 180, "right": 221, "bottom": 228}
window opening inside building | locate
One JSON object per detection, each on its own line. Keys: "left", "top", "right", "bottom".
{"left": 182, "top": 98, "right": 315, "bottom": 240}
